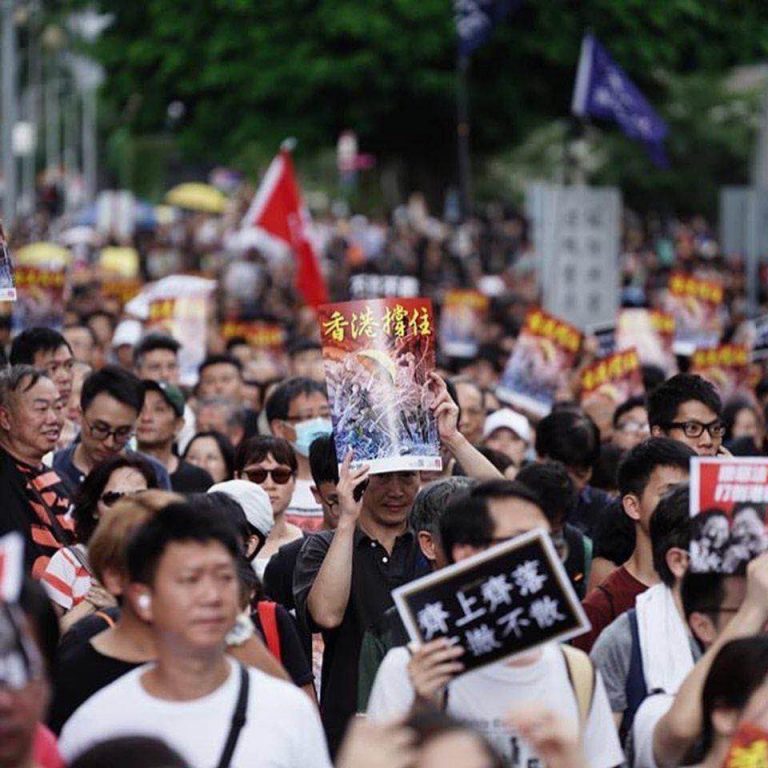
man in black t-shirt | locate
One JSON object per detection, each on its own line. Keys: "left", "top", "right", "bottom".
{"left": 136, "top": 380, "right": 212, "bottom": 493}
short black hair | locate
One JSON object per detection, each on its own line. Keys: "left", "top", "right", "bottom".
{"left": 592, "top": 499, "right": 635, "bottom": 565}
{"left": 134, "top": 333, "right": 181, "bottom": 365}
{"left": 410, "top": 477, "right": 476, "bottom": 536}
{"left": 681, "top": 571, "right": 727, "bottom": 623}
{"left": 516, "top": 461, "right": 577, "bottom": 527}
{"left": 641, "top": 364, "right": 666, "bottom": 394}
{"left": 127, "top": 501, "right": 242, "bottom": 585}
{"left": 80, "top": 365, "right": 145, "bottom": 414}
{"left": 439, "top": 494, "right": 494, "bottom": 563}
{"left": 264, "top": 376, "right": 327, "bottom": 423}
{"left": 590, "top": 443, "right": 625, "bottom": 494}
{"left": 722, "top": 397, "right": 758, "bottom": 444}
{"left": 234, "top": 435, "right": 297, "bottom": 475}
{"left": 188, "top": 492, "right": 249, "bottom": 548}
{"left": 612, "top": 395, "right": 647, "bottom": 428}
{"left": 309, "top": 434, "right": 339, "bottom": 487}
{"left": 647, "top": 373, "right": 723, "bottom": 429}
{"left": 182, "top": 430, "right": 235, "bottom": 481}
{"left": 650, "top": 484, "right": 691, "bottom": 587}
{"left": 287, "top": 338, "right": 321, "bottom": 357}
{"left": 535, "top": 410, "right": 600, "bottom": 472}
{"left": 617, "top": 437, "right": 694, "bottom": 499}
{"left": 69, "top": 736, "right": 190, "bottom": 768}
{"left": 9, "top": 327, "right": 71, "bottom": 365}
{"left": 469, "top": 478, "right": 543, "bottom": 509}
{"left": 198, "top": 354, "right": 243, "bottom": 377}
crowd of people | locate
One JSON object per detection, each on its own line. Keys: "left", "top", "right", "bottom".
{"left": 2, "top": 196, "right": 768, "bottom": 768}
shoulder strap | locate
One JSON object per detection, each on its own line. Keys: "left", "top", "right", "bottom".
{"left": 561, "top": 644, "right": 596, "bottom": 726}
{"left": 621, "top": 608, "right": 648, "bottom": 741}
{"left": 216, "top": 663, "right": 250, "bottom": 768}
{"left": 93, "top": 610, "right": 116, "bottom": 629}
{"left": 257, "top": 601, "right": 282, "bottom": 664}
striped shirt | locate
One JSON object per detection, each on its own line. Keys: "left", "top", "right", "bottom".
{"left": 41, "top": 545, "right": 91, "bottom": 610}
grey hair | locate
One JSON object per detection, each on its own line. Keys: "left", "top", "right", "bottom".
{"left": 409, "top": 476, "right": 477, "bottom": 535}
{"left": 0, "top": 364, "right": 48, "bottom": 410}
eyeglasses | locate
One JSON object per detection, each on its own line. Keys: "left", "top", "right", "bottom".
{"left": 283, "top": 412, "right": 330, "bottom": 424}
{"left": 617, "top": 420, "right": 650, "bottom": 434}
{"left": 85, "top": 419, "right": 134, "bottom": 444}
{"left": 244, "top": 467, "right": 294, "bottom": 485}
{"left": 667, "top": 419, "right": 726, "bottom": 439}
{"left": 100, "top": 490, "right": 133, "bottom": 507}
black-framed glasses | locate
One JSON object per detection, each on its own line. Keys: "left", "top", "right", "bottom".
{"left": 85, "top": 420, "right": 134, "bottom": 444}
{"left": 667, "top": 419, "right": 725, "bottom": 439}
{"left": 282, "top": 412, "right": 331, "bottom": 424}
{"left": 244, "top": 467, "right": 294, "bottom": 485}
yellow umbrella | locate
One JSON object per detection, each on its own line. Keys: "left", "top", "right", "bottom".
{"left": 15, "top": 242, "right": 71, "bottom": 267}
{"left": 99, "top": 246, "right": 140, "bottom": 278}
{"left": 165, "top": 182, "right": 228, "bottom": 214}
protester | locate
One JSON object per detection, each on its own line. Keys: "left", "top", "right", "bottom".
{"left": 63, "top": 324, "right": 97, "bottom": 367}
{"left": 728, "top": 400, "right": 768, "bottom": 456}
{"left": 41, "top": 454, "right": 156, "bottom": 631}
{"left": 574, "top": 438, "right": 693, "bottom": 652}
{"left": 611, "top": 396, "right": 650, "bottom": 451}
{"left": 197, "top": 353, "right": 245, "bottom": 401}
{"left": 481, "top": 408, "right": 530, "bottom": 469}
{"left": 58, "top": 501, "right": 331, "bottom": 767}
{"left": 0, "top": 365, "right": 73, "bottom": 576}
{"left": 182, "top": 430, "right": 234, "bottom": 483}
{"left": 136, "top": 380, "right": 212, "bottom": 492}
{"left": 193, "top": 397, "right": 246, "bottom": 448}
{"left": 452, "top": 376, "right": 485, "bottom": 445}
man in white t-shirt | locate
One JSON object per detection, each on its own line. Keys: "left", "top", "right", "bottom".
{"left": 59, "top": 500, "right": 330, "bottom": 768}
{"left": 367, "top": 480, "right": 624, "bottom": 768}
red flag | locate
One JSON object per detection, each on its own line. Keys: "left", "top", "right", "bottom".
{"left": 242, "top": 148, "right": 328, "bottom": 307}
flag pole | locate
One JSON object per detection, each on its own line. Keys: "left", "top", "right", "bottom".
{"left": 456, "top": 51, "right": 472, "bottom": 222}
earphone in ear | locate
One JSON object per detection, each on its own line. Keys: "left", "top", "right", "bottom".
{"left": 137, "top": 594, "right": 151, "bottom": 611}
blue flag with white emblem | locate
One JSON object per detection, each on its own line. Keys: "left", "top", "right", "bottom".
{"left": 572, "top": 34, "right": 669, "bottom": 167}
{"left": 455, "top": 0, "right": 519, "bottom": 56}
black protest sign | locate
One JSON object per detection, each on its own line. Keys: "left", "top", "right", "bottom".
{"left": 392, "top": 529, "right": 590, "bottom": 673}
{"left": 349, "top": 274, "right": 420, "bottom": 300}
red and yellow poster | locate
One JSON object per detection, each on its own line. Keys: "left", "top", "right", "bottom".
{"left": 580, "top": 348, "right": 644, "bottom": 405}
{"left": 665, "top": 272, "right": 724, "bottom": 354}
{"left": 616, "top": 308, "right": 676, "bottom": 374}
{"left": 318, "top": 298, "right": 441, "bottom": 474}
{"left": 439, "top": 290, "right": 489, "bottom": 358}
{"left": 497, "top": 309, "right": 582, "bottom": 418}
{"left": 691, "top": 344, "right": 754, "bottom": 402}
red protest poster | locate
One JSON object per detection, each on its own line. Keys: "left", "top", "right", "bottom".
{"left": 580, "top": 348, "right": 644, "bottom": 405}
{"left": 497, "top": 309, "right": 582, "bottom": 418}
{"left": 690, "top": 457, "right": 768, "bottom": 574}
{"left": 318, "top": 297, "right": 441, "bottom": 474}
{"left": 616, "top": 308, "right": 676, "bottom": 374}
{"left": 664, "top": 272, "right": 724, "bottom": 354}
{"left": 691, "top": 344, "right": 754, "bottom": 402}
{"left": 439, "top": 289, "right": 489, "bottom": 358}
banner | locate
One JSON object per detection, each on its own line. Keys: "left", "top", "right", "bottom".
{"left": 393, "top": 529, "right": 589, "bottom": 673}
{"left": 616, "top": 308, "right": 676, "bottom": 373}
{"left": 580, "top": 348, "right": 644, "bottom": 405}
{"left": 689, "top": 457, "right": 768, "bottom": 574}
{"left": 691, "top": 344, "right": 753, "bottom": 402}
{"left": 439, "top": 289, "right": 489, "bottom": 358}
{"left": 498, "top": 309, "right": 582, "bottom": 418}
{"left": 665, "top": 272, "right": 723, "bottom": 355}
{"left": 221, "top": 319, "right": 288, "bottom": 370}
{"left": 319, "top": 298, "right": 441, "bottom": 474}
{"left": 348, "top": 274, "right": 420, "bottom": 300}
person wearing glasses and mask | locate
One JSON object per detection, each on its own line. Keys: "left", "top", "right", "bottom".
{"left": 235, "top": 435, "right": 304, "bottom": 579}
{"left": 265, "top": 377, "right": 333, "bottom": 532}
{"left": 648, "top": 373, "right": 727, "bottom": 457}
{"left": 41, "top": 454, "right": 157, "bottom": 632}
{"left": 53, "top": 366, "right": 172, "bottom": 494}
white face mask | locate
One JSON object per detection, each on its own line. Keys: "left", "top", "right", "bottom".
{"left": 292, "top": 417, "right": 333, "bottom": 457}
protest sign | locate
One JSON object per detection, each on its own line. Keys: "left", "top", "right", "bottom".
{"left": 580, "top": 348, "right": 644, "bottom": 405}
{"left": 221, "top": 319, "right": 288, "bottom": 371}
{"left": 13, "top": 264, "right": 67, "bottom": 330}
{"left": 691, "top": 344, "right": 753, "bottom": 402}
{"left": 689, "top": 457, "right": 768, "bottom": 574}
{"left": 497, "top": 309, "right": 582, "bottom": 418}
{"left": 319, "top": 297, "right": 441, "bottom": 474}
{"left": 393, "top": 529, "right": 589, "bottom": 673}
{"left": 439, "top": 289, "right": 489, "bottom": 358}
{"left": 348, "top": 274, "right": 420, "bottom": 300}
{"left": 734, "top": 314, "right": 768, "bottom": 362}
{"left": 616, "top": 308, "right": 676, "bottom": 373}
{"left": 587, "top": 321, "right": 616, "bottom": 358}
{"left": 0, "top": 241, "right": 16, "bottom": 302}
{"left": 665, "top": 272, "right": 724, "bottom": 355}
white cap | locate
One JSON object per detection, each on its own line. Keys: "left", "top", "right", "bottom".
{"left": 483, "top": 408, "right": 531, "bottom": 444}
{"left": 111, "top": 319, "right": 143, "bottom": 348}
{"left": 208, "top": 480, "right": 274, "bottom": 537}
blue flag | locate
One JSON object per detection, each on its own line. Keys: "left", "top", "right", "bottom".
{"left": 455, "top": 0, "right": 519, "bottom": 56}
{"left": 572, "top": 34, "right": 669, "bottom": 167}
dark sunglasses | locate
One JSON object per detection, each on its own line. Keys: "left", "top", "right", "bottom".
{"left": 100, "top": 490, "right": 132, "bottom": 507}
{"left": 244, "top": 467, "right": 294, "bottom": 485}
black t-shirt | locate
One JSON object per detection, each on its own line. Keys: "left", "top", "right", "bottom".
{"left": 58, "top": 608, "right": 120, "bottom": 657}
{"left": 252, "top": 602, "right": 313, "bottom": 688}
{"left": 171, "top": 460, "right": 213, "bottom": 493}
{"left": 49, "top": 639, "right": 139, "bottom": 734}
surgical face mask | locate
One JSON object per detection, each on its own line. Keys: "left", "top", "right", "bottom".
{"left": 292, "top": 417, "right": 333, "bottom": 457}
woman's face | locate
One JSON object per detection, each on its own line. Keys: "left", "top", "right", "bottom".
{"left": 96, "top": 467, "right": 149, "bottom": 520}
{"left": 239, "top": 451, "right": 295, "bottom": 517}
{"left": 733, "top": 408, "right": 760, "bottom": 441}
{"left": 185, "top": 436, "right": 228, "bottom": 484}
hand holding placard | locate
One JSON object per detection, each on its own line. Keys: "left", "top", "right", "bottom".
{"left": 336, "top": 450, "right": 369, "bottom": 527}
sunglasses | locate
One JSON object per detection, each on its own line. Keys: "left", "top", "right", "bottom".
{"left": 244, "top": 467, "right": 294, "bottom": 485}
{"left": 100, "top": 490, "right": 134, "bottom": 507}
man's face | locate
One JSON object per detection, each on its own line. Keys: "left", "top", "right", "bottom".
{"left": 63, "top": 326, "right": 94, "bottom": 365}
{"left": 137, "top": 390, "right": 179, "bottom": 450}
{"left": 195, "top": 402, "right": 230, "bottom": 435}
{"left": 136, "top": 349, "right": 180, "bottom": 385}
{"left": 81, "top": 393, "right": 138, "bottom": 465}
{"left": 484, "top": 427, "right": 527, "bottom": 466}
{"left": 312, "top": 480, "right": 340, "bottom": 530}
{"left": 276, "top": 391, "right": 331, "bottom": 443}
{"left": 656, "top": 400, "right": 723, "bottom": 456}
{"left": 689, "top": 576, "right": 747, "bottom": 649}
{"left": 198, "top": 363, "right": 242, "bottom": 401}
{"left": 455, "top": 382, "right": 484, "bottom": 445}
{"left": 363, "top": 471, "right": 420, "bottom": 528}
{"left": 141, "top": 540, "right": 239, "bottom": 653}
{"left": 0, "top": 376, "right": 63, "bottom": 460}
{"left": 635, "top": 465, "right": 690, "bottom": 533}
{"left": 613, "top": 406, "right": 650, "bottom": 451}
{"left": 33, "top": 344, "right": 74, "bottom": 404}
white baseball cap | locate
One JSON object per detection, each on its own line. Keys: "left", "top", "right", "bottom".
{"left": 208, "top": 480, "right": 274, "bottom": 537}
{"left": 483, "top": 408, "right": 531, "bottom": 444}
{"left": 111, "top": 318, "right": 143, "bottom": 348}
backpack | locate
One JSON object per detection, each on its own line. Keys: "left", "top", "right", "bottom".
{"left": 256, "top": 601, "right": 282, "bottom": 664}
{"left": 620, "top": 608, "right": 648, "bottom": 741}
{"left": 561, "top": 645, "right": 596, "bottom": 726}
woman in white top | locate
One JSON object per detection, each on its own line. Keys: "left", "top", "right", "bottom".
{"left": 41, "top": 453, "right": 156, "bottom": 631}
{"left": 235, "top": 435, "right": 304, "bottom": 580}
